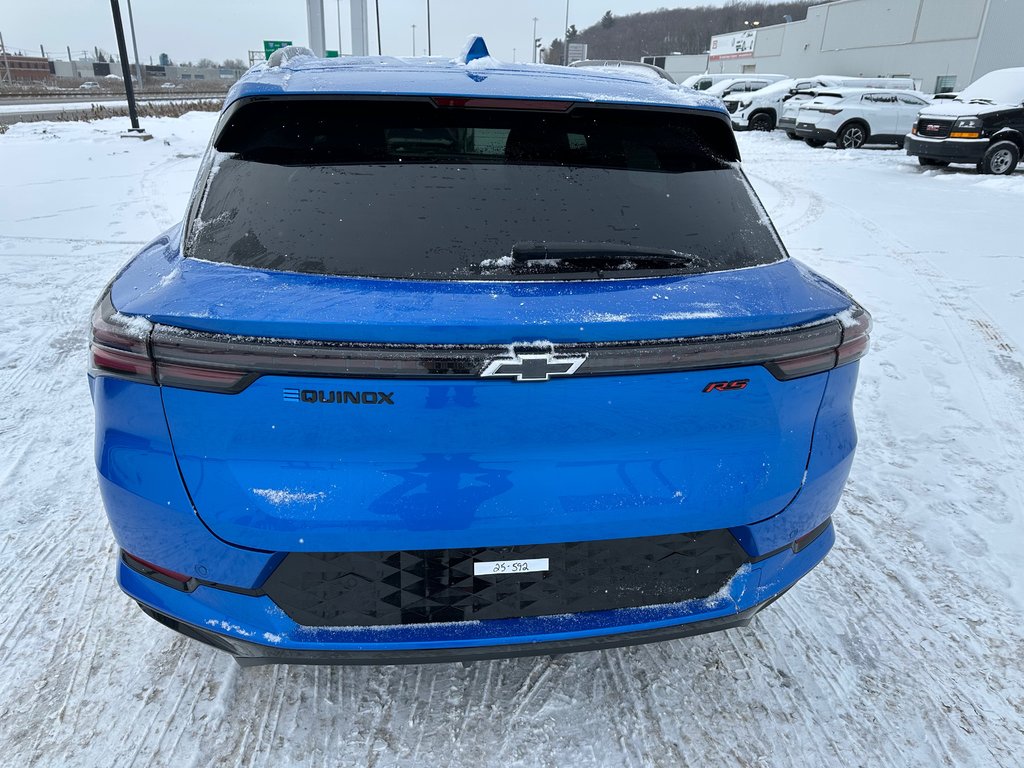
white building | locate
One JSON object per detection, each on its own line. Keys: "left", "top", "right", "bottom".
{"left": 661, "top": 0, "right": 1022, "bottom": 94}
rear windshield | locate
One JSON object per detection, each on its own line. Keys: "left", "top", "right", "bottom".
{"left": 185, "top": 98, "right": 784, "bottom": 280}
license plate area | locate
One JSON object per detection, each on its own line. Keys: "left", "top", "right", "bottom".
{"left": 473, "top": 557, "right": 549, "bottom": 577}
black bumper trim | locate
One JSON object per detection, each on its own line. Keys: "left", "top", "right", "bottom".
{"left": 904, "top": 135, "right": 988, "bottom": 163}
{"left": 137, "top": 596, "right": 784, "bottom": 667}
{"left": 794, "top": 125, "right": 836, "bottom": 143}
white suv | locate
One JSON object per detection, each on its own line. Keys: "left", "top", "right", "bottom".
{"left": 728, "top": 76, "right": 918, "bottom": 133}
{"left": 794, "top": 89, "right": 932, "bottom": 149}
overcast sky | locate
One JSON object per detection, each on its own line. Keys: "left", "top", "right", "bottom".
{"left": 3, "top": 1, "right": 734, "bottom": 65}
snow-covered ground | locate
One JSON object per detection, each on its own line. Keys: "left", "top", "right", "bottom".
{"left": 0, "top": 115, "right": 1022, "bottom": 767}
{"left": 0, "top": 98, "right": 219, "bottom": 115}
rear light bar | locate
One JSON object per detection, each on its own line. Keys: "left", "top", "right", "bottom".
{"left": 431, "top": 96, "right": 573, "bottom": 111}
{"left": 90, "top": 290, "right": 870, "bottom": 393}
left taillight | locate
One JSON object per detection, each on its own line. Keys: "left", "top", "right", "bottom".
{"left": 88, "top": 291, "right": 156, "bottom": 384}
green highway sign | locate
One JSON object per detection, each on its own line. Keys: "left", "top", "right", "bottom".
{"left": 326, "top": 50, "right": 339, "bottom": 58}
{"left": 263, "top": 40, "right": 293, "bottom": 59}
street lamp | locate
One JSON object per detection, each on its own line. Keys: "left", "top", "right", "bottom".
{"left": 532, "top": 16, "right": 538, "bottom": 64}
{"left": 412, "top": 24, "right": 416, "bottom": 56}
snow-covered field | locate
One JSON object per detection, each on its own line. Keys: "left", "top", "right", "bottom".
{"left": 0, "top": 115, "right": 1022, "bottom": 767}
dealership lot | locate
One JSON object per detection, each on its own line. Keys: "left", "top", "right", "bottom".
{"left": 0, "top": 115, "right": 1021, "bottom": 766}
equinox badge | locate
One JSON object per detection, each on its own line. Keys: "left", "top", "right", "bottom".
{"left": 481, "top": 352, "right": 587, "bottom": 382}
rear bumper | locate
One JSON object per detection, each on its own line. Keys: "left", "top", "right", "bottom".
{"left": 795, "top": 123, "right": 836, "bottom": 143}
{"left": 139, "top": 593, "right": 784, "bottom": 666}
{"left": 904, "top": 134, "right": 988, "bottom": 163}
{"left": 778, "top": 117, "right": 797, "bottom": 132}
{"left": 119, "top": 520, "right": 834, "bottom": 665}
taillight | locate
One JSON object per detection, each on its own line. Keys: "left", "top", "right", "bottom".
{"left": 89, "top": 291, "right": 251, "bottom": 392}
{"left": 767, "top": 307, "right": 871, "bottom": 380}
{"left": 431, "top": 96, "right": 573, "bottom": 111}
{"left": 91, "top": 287, "right": 870, "bottom": 392}
{"left": 89, "top": 293, "right": 155, "bottom": 384}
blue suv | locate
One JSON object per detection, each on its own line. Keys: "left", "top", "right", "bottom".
{"left": 89, "top": 39, "right": 869, "bottom": 665}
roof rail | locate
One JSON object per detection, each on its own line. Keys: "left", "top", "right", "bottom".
{"left": 267, "top": 45, "right": 316, "bottom": 68}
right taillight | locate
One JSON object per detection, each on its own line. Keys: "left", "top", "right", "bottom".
{"left": 767, "top": 307, "right": 871, "bottom": 380}
{"left": 89, "top": 292, "right": 156, "bottom": 384}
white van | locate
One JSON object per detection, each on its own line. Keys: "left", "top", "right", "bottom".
{"left": 725, "top": 75, "right": 918, "bottom": 132}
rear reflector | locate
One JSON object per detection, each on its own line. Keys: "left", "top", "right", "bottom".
{"left": 91, "top": 287, "right": 870, "bottom": 393}
{"left": 122, "top": 551, "right": 195, "bottom": 590}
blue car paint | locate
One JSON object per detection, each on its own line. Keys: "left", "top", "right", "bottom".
{"left": 731, "top": 363, "right": 860, "bottom": 557}
{"left": 117, "top": 524, "right": 832, "bottom": 652}
{"left": 112, "top": 230, "right": 851, "bottom": 345}
{"left": 224, "top": 56, "right": 728, "bottom": 117}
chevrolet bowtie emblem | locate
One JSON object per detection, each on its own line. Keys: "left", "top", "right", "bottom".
{"left": 480, "top": 351, "right": 587, "bottom": 382}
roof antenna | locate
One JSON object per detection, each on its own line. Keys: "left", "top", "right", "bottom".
{"left": 456, "top": 34, "right": 489, "bottom": 64}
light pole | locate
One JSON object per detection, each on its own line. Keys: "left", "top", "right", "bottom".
{"left": 411, "top": 24, "right": 416, "bottom": 56}
{"left": 532, "top": 17, "right": 538, "bottom": 64}
{"left": 125, "top": 0, "right": 143, "bottom": 88}
{"left": 109, "top": 0, "right": 145, "bottom": 136}
{"left": 426, "top": 0, "right": 432, "bottom": 55}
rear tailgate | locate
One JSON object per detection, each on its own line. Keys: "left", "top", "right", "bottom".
{"left": 114, "top": 252, "right": 855, "bottom": 552}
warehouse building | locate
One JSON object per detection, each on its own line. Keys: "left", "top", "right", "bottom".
{"left": 652, "top": 0, "right": 1022, "bottom": 94}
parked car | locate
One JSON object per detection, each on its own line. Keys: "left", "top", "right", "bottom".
{"left": 702, "top": 75, "right": 788, "bottom": 99}
{"left": 681, "top": 72, "right": 786, "bottom": 91}
{"left": 569, "top": 59, "right": 675, "bottom": 83}
{"left": 89, "top": 38, "right": 870, "bottom": 666}
{"left": 730, "top": 75, "right": 919, "bottom": 133}
{"left": 160, "top": 81, "right": 178, "bottom": 89}
{"left": 79, "top": 81, "right": 99, "bottom": 89}
{"left": 795, "top": 88, "right": 931, "bottom": 149}
{"left": 906, "top": 67, "right": 1024, "bottom": 174}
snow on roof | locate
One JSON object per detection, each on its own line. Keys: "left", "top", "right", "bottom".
{"left": 956, "top": 67, "right": 1024, "bottom": 107}
{"left": 226, "top": 44, "right": 727, "bottom": 115}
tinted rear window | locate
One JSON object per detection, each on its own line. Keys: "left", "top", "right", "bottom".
{"left": 186, "top": 99, "right": 784, "bottom": 280}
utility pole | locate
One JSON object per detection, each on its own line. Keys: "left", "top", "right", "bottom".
{"left": 1, "top": 30, "right": 14, "bottom": 85}
{"left": 411, "top": 25, "right": 416, "bottom": 56}
{"left": 109, "top": 0, "right": 147, "bottom": 137}
{"left": 426, "top": 0, "right": 431, "bottom": 55}
{"left": 67, "top": 45, "right": 72, "bottom": 62}
{"left": 126, "top": 0, "right": 144, "bottom": 87}
{"left": 532, "top": 17, "right": 538, "bottom": 63}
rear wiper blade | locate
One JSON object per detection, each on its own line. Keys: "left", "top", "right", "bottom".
{"left": 510, "top": 241, "right": 699, "bottom": 267}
